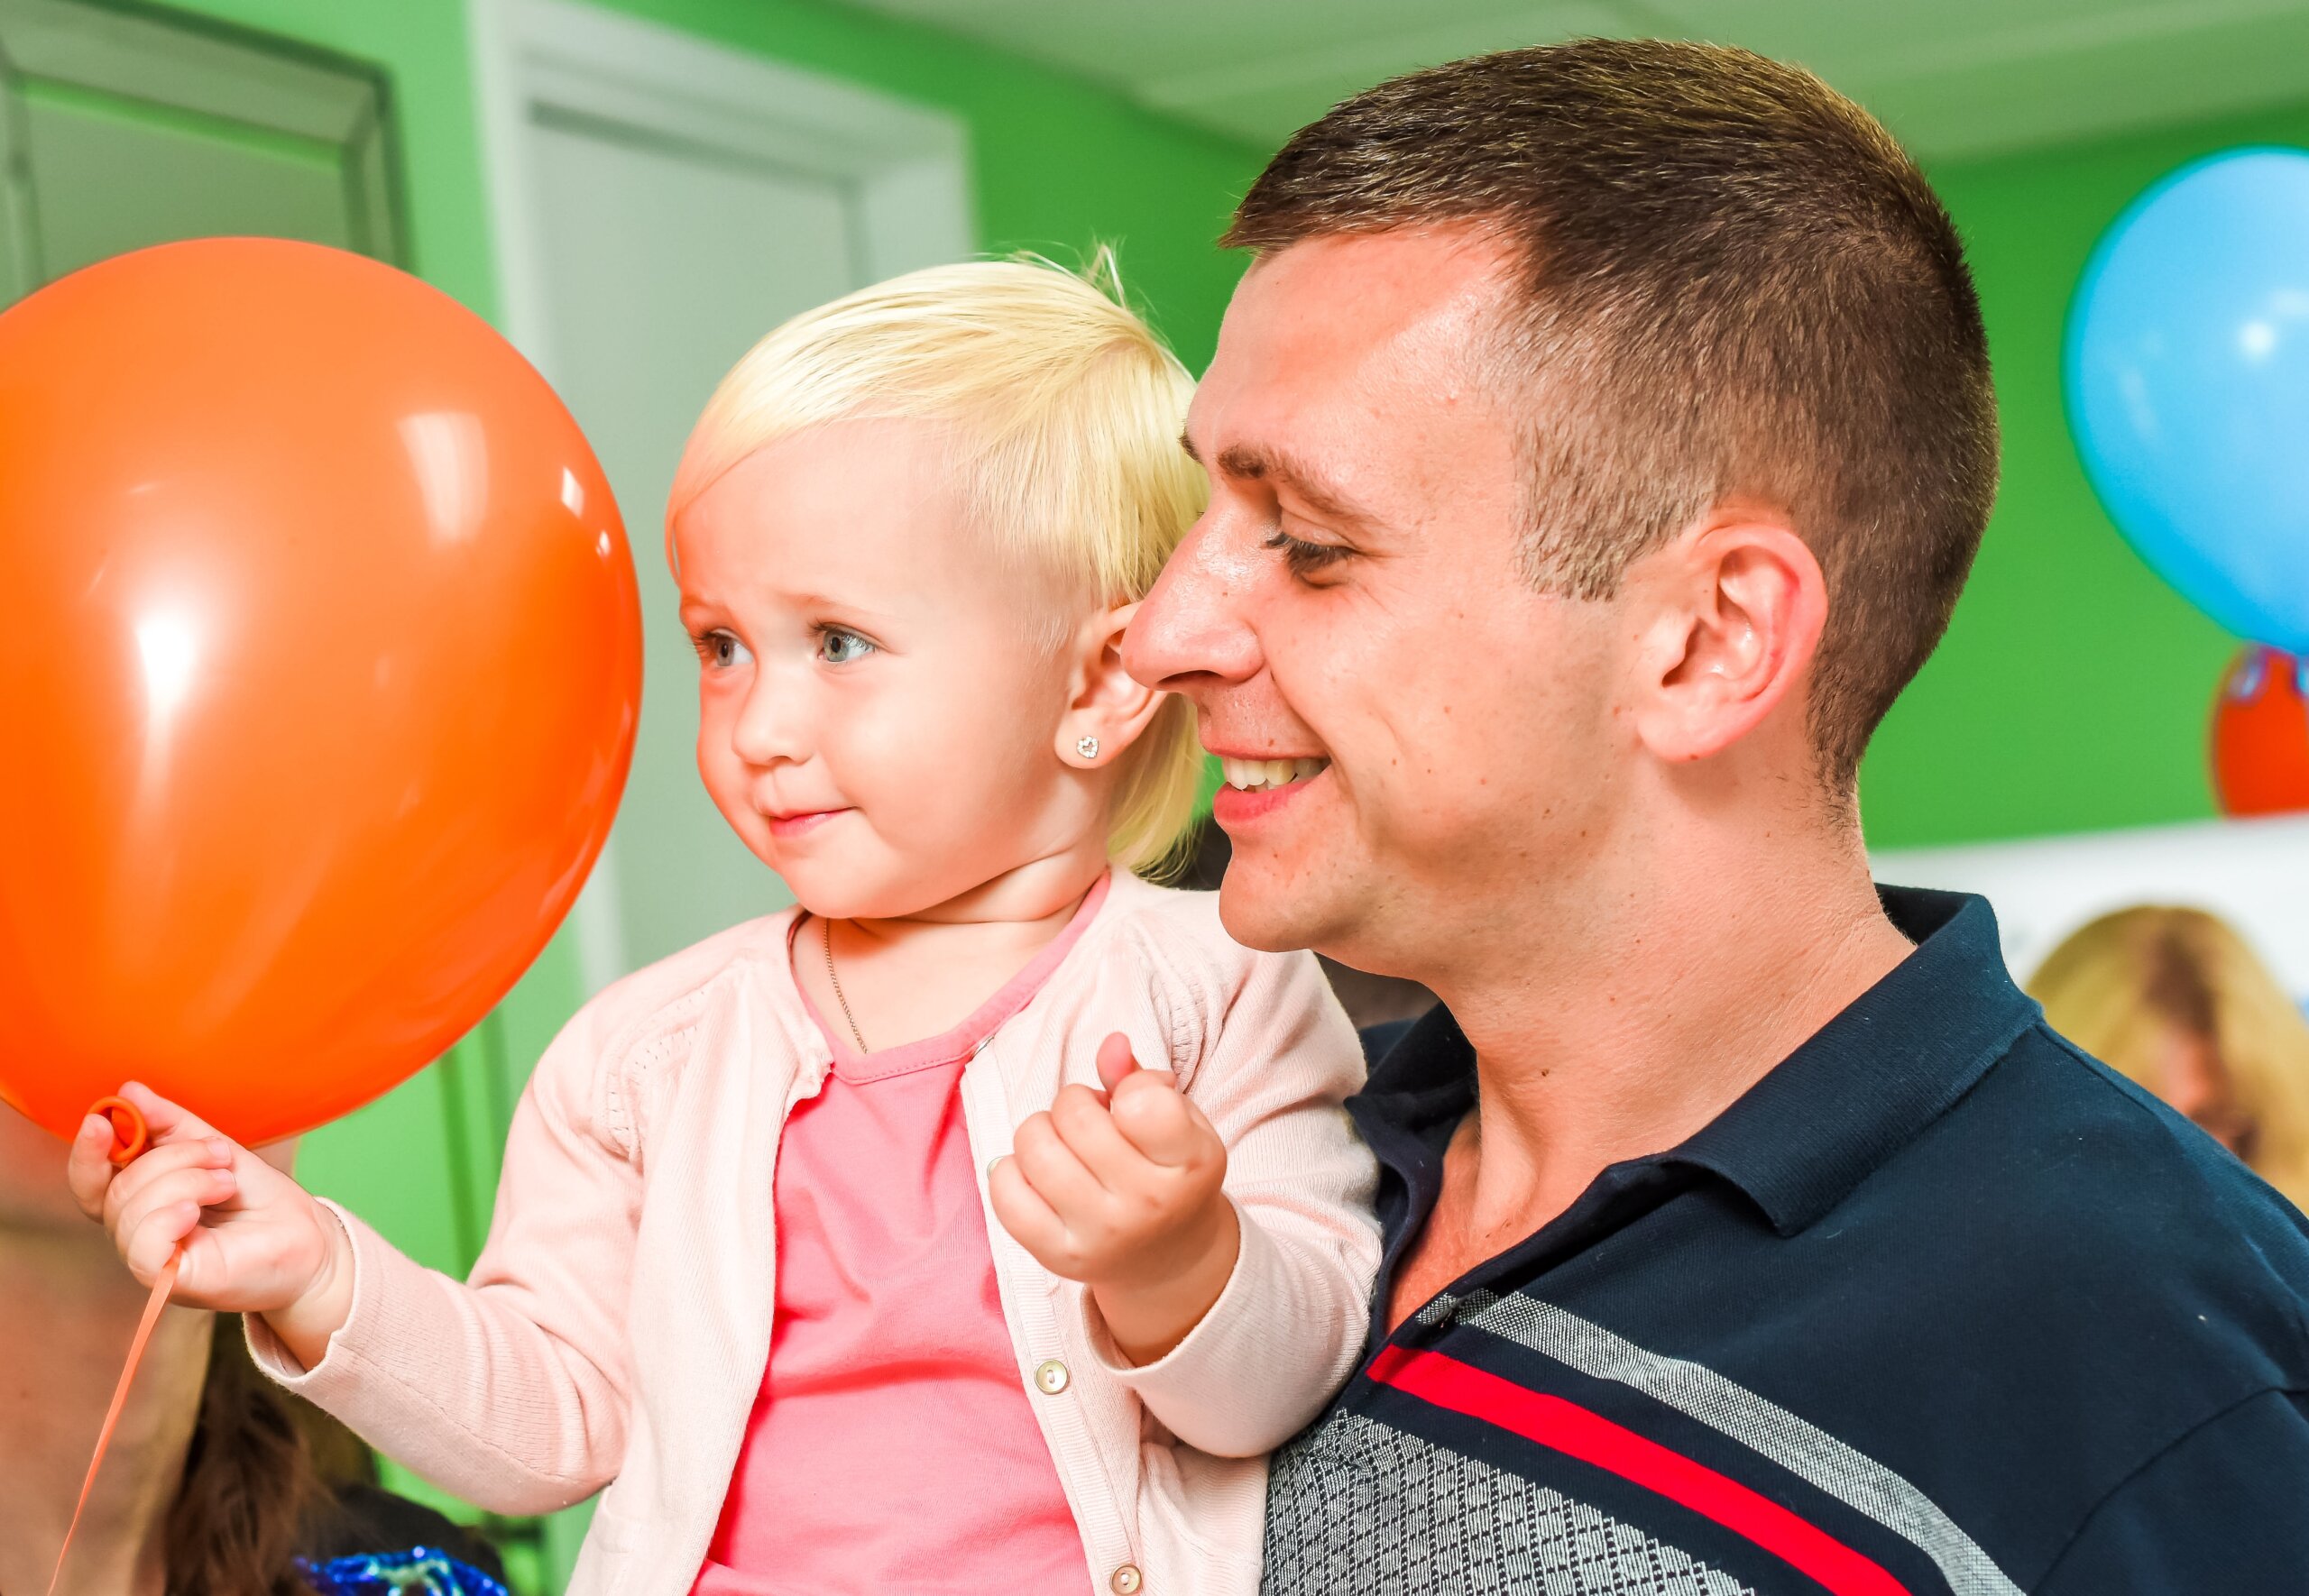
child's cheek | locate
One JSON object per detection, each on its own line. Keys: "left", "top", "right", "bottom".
{"left": 692, "top": 715, "right": 768, "bottom": 857}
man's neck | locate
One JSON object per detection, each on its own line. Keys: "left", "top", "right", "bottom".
{"left": 1422, "top": 807, "right": 1912, "bottom": 1241}
{"left": 0, "top": 1230, "right": 207, "bottom": 1596}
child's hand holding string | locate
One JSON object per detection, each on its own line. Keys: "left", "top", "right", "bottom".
{"left": 66, "top": 1080, "right": 357, "bottom": 1372}
{"left": 990, "top": 1033, "right": 1240, "bottom": 1364}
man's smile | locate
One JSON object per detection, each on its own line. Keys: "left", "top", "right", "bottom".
{"left": 1214, "top": 755, "right": 1330, "bottom": 793}
{"left": 1208, "top": 751, "right": 1333, "bottom": 827}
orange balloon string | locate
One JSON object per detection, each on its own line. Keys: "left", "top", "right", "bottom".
{"left": 47, "top": 1099, "right": 176, "bottom": 1596}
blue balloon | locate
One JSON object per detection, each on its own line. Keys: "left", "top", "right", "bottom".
{"left": 2065, "top": 147, "right": 2309, "bottom": 651}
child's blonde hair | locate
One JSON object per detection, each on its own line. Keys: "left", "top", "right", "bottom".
{"left": 667, "top": 253, "right": 1207, "bottom": 877}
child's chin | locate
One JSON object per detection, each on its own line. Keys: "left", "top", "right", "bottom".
{"left": 783, "top": 871, "right": 928, "bottom": 924}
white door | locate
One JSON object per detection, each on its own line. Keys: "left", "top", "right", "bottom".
{"left": 481, "top": 0, "right": 973, "bottom": 984}
{"left": 527, "top": 119, "right": 862, "bottom": 973}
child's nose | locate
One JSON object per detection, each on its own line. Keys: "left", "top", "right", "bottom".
{"left": 729, "top": 676, "right": 809, "bottom": 767}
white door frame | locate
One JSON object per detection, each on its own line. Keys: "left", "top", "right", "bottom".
{"left": 469, "top": 0, "right": 974, "bottom": 992}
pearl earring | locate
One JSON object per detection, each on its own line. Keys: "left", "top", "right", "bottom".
{"left": 1076, "top": 735, "right": 1099, "bottom": 760}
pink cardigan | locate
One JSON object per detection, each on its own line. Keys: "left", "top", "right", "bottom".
{"left": 252, "top": 874, "right": 1381, "bottom": 1596}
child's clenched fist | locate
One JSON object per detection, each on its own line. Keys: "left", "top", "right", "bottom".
{"left": 66, "top": 1079, "right": 356, "bottom": 1371}
{"left": 989, "top": 1032, "right": 1239, "bottom": 1363}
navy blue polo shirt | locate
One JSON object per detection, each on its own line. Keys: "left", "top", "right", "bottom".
{"left": 1263, "top": 887, "right": 2309, "bottom": 1594}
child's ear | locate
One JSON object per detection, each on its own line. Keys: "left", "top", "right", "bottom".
{"left": 1058, "top": 601, "right": 1165, "bottom": 769}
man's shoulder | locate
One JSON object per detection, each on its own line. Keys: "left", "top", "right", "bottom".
{"left": 1500, "top": 1022, "right": 2309, "bottom": 1591}
{"left": 1910, "top": 1019, "right": 2309, "bottom": 1286}
{"left": 1829, "top": 1018, "right": 2309, "bottom": 1433}
{"left": 1714, "top": 1021, "right": 2309, "bottom": 1588}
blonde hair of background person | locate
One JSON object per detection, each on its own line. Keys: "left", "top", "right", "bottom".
{"left": 2030, "top": 906, "right": 2309, "bottom": 1208}
{"left": 671, "top": 250, "right": 1208, "bottom": 877}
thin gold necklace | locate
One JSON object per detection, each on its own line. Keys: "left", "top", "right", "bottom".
{"left": 822, "top": 918, "right": 869, "bottom": 1053}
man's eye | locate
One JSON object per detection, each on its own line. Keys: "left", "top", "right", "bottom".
{"left": 818, "top": 628, "right": 877, "bottom": 665}
{"left": 695, "top": 629, "right": 752, "bottom": 669}
{"left": 1263, "top": 528, "right": 1351, "bottom": 577}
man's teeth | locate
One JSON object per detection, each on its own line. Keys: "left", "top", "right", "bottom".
{"left": 1219, "top": 756, "right": 1330, "bottom": 793}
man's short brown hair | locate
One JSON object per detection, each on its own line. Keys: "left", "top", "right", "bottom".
{"left": 1225, "top": 40, "right": 1999, "bottom": 788}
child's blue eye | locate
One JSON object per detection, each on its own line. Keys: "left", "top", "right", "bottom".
{"left": 695, "top": 629, "right": 752, "bottom": 669}
{"left": 818, "top": 628, "right": 876, "bottom": 665}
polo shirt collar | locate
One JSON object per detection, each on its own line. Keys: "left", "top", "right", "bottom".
{"left": 1675, "top": 887, "right": 2042, "bottom": 1234}
{"left": 1351, "top": 887, "right": 2043, "bottom": 1239}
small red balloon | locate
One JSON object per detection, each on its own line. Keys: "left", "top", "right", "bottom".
{"left": 2212, "top": 647, "right": 2309, "bottom": 817}
{"left": 0, "top": 239, "right": 640, "bottom": 1145}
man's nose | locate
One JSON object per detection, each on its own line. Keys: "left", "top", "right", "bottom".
{"left": 1124, "top": 518, "right": 1265, "bottom": 694}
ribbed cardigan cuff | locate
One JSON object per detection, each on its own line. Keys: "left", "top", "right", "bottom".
{"left": 246, "top": 1198, "right": 392, "bottom": 1396}
{"left": 1080, "top": 1201, "right": 1299, "bottom": 1457}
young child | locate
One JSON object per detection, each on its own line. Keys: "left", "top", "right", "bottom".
{"left": 74, "top": 259, "right": 1379, "bottom": 1596}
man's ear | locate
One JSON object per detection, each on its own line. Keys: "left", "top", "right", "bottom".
{"left": 1626, "top": 510, "right": 1826, "bottom": 765}
{"left": 1058, "top": 601, "right": 1166, "bottom": 768}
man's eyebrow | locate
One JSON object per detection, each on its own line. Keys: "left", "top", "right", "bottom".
{"left": 1179, "top": 428, "right": 1200, "bottom": 464}
{"left": 1211, "top": 440, "right": 1375, "bottom": 531}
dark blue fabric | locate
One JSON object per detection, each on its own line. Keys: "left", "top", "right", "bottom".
{"left": 2034, "top": 1389, "right": 2309, "bottom": 1594}
{"left": 1358, "top": 1017, "right": 1418, "bottom": 1070}
{"left": 1273, "top": 887, "right": 2309, "bottom": 1593}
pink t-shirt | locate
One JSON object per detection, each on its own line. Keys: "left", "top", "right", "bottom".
{"left": 690, "top": 879, "right": 1109, "bottom": 1595}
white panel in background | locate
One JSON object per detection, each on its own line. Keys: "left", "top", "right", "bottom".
{"left": 1874, "top": 813, "right": 2309, "bottom": 997}
{"left": 528, "top": 117, "right": 859, "bottom": 977}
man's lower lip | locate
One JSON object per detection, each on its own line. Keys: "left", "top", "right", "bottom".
{"left": 1210, "top": 776, "right": 1319, "bottom": 826}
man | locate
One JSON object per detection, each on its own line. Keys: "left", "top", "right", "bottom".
{"left": 1127, "top": 39, "right": 2309, "bottom": 1595}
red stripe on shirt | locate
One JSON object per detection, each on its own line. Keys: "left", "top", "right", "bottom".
{"left": 1367, "top": 1344, "right": 1912, "bottom": 1596}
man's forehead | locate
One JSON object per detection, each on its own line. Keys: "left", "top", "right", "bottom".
{"left": 1196, "top": 227, "right": 1514, "bottom": 432}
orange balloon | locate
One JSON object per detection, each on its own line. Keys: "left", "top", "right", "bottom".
{"left": 0, "top": 239, "right": 640, "bottom": 1144}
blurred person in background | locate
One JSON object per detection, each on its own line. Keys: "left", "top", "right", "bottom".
{"left": 2032, "top": 906, "right": 2309, "bottom": 1209}
{"left": 0, "top": 1105, "right": 504, "bottom": 1596}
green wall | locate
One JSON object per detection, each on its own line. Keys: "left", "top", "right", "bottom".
{"left": 1861, "top": 104, "right": 2309, "bottom": 848}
